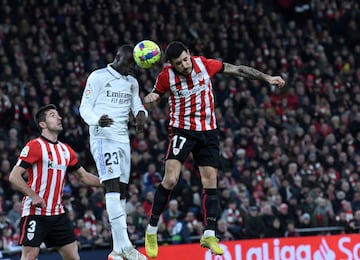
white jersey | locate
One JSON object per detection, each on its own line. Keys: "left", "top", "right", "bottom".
{"left": 79, "top": 64, "right": 147, "bottom": 143}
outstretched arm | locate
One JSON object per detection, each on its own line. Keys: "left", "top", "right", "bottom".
{"left": 72, "top": 167, "right": 103, "bottom": 187}
{"left": 144, "top": 92, "right": 161, "bottom": 110}
{"left": 223, "top": 62, "right": 286, "bottom": 88}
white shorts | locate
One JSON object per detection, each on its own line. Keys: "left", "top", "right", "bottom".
{"left": 90, "top": 138, "right": 130, "bottom": 183}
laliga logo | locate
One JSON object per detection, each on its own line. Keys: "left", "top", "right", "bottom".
{"left": 203, "top": 239, "right": 337, "bottom": 260}
{"left": 313, "top": 238, "right": 336, "bottom": 260}
{"left": 205, "top": 244, "right": 231, "bottom": 260}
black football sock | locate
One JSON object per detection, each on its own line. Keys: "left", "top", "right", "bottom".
{"left": 149, "top": 184, "right": 172, "bottom": 227}
{"left": 202, "top": 188, "right": 218, "bottom": 231}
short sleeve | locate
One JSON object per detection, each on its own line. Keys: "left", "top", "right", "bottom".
{"left": 18, "top": 140, "right": 41, "bottom": 165}
{"left": 65, "top": 144, "right": 80, "bottom": 168}
{"left": 201, "top": 57, "right": 223, "bottom": 78}
{"left": 154, "top": 68, "right": 171, "bottom": 94}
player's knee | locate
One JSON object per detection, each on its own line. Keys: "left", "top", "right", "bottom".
{"left": 103, "top": 178, "right": 121, "bottom": 193}
{"left": 162, "top": 176, "right": 178, "bottom": 189}
{"left": 201, "top": 173, "right": 217, "bottom": 187}
{"left": 21, "top": 252, "right": 38, "bottom": 260}
{"left": 61, "top": 252, "right": 80, "bottom": 260}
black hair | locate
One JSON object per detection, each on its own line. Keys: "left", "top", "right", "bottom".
{"left": 117, "top": 44, "right": 133, "bottom": 55}
{"left": 35, "top": 104, "right": 57, "bottom": 130}
{"left": 165, "top": 41, "right": 188, "bottom": 61}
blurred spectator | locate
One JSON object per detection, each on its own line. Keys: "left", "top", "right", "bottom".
{"left": 83, "top": 208, "right": 97, "bottom": 237}
{"left": 0, "top": 212, "right": 11, "bottom": 231}
{"left": 157, "top": 222, "right": 171, "bottom": 244}
{"left": 244, "top": 206, "right": 265, "bottom": 239}
{"left": 1, "top": 227, "right": 21, "bottom": 252}
{"left": 141, "top": 163, "right": 162, "bottom": 196}
{"left": 143, "top": 191, "right": 155, "bottom": 217}
{"left": 0, "top": 87, "right": 12, "bottom": 127}
{"left": 77, "top": 227, "right": 95, "bottom": 249}
{"left": 216, "top": 219, "right": 234, "bottom": 241}
{"left": 6, "top": 202, "right": 21, "bottom": 229}
{"left": 298, "top": 213, "right": 312, "bottom": 229}
{"left": 88, "top": 187, "right": 106, "bottom": 221}
{"left": 333, "top": 211, "right": 352, "bottom": 234}
{"left": 312, "top": 198, "right": 334, "bottom": 228}
{"left": 74, "top": 218, "right": 85, "bottom": 239}
{"left": 284, "top": 221, "right": 299, "bottom": 237}
{"left": 173, "top": 169, "right": 200, "bottom": 215}
{"left": 94, "top": 228, "right": 111, "bottom": 248}
{"left": 349, "top": 210, "right": 360, "bottom": 232}
{"left": 265, "top": 217, "right": 284, "bottom": 238}
{"left": 261, "top": 203, "right": 276, "bottom": 235}
{"left": 300, "top": 192, "right": 316, "bottom": 215}
{"left": 167, "top": 217, "right": 191, "bottom": 245}
{"left": 184, "top": 211, "right": 199, "bottom": 236}
{"left": 133, "top": 203, "right": 148, "bottom": 231}
{"left": 164, "top": 199, "right": 183, "bottom": 225}
{"left": 220, "top": 199, "right": 243, "bottom": 239}
{"left": 126, "top": 194, "right": 140, "bottom": 217}
{"left": 277, "top": 203, "right": 293, "bottom": 233}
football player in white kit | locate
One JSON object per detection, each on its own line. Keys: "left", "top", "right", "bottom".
{"left": 79, "top": 44, "right": 148, "bottom": 260}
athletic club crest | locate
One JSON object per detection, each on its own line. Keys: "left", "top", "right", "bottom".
{"left": 27, "top": 232, "right": 34, "bottom": 240}
{"left": 173, "top": 148, "right": 180, "bottom": 156}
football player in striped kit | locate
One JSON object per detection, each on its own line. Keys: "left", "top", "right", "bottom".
{"left": 9, "top": 104, "right": 103, "bottom": 260}
{"left": 144, "top": 41, "right": 285, "bottom": 258}
{"left": 79, "top": 44, "right": 148, "bottom": 260}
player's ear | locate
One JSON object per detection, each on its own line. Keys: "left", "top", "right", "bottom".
{"left": 39, "top": 121, "right": 47, "bottom": 129}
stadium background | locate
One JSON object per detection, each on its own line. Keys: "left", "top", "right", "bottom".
{"left": 0, "top": 0, "right": 360, "bottom": 259}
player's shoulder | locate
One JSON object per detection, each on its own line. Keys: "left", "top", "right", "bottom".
{"left": 26, "top": 137, "right": 42, "bottom": 147}
{"left": 192, "top": 55, "right": 207, "bottom": 62}
{"left": 92, "top": 67, "right": 108, "bottom": 75}
{"left": 193, "top": 55, "right": 220, "bottom": 64}
{"left": 127, "top": 75, "right": 138, "bottom": 84}
{"left": 58, "top": 141, "right": 77, "bottom": 155}
{"left": 158, "top": 64, "right": 172, "bottom": 76}
{"left": 19, "top": 137, "right": 42, "bottom": 157}
{"left": 88, "top": 67, "right": 110, "bottom": 80}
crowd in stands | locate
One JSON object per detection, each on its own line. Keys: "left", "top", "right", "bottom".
{"left": 0, "top": 0, "right": 360, "bottom": 254}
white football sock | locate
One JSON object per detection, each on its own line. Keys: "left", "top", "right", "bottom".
{"left": 146, "top": 224, "right": 158, "bottom": 234}
{"left": 106, "top": 192, "right": 132, "bottom": 252}
{"left": 203, "top": 229, "right": 215, "bottom": 237}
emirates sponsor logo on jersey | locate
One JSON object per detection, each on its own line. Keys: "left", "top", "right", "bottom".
{"left": 20, "top": 146, "right": 30, "bottom": 157}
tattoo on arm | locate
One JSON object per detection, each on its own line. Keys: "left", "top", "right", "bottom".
{"left": 223, "top": 63, "right": 270, "bottom": 81}
{"left": 238, "top": 65, "right": 268, "bottom": 80}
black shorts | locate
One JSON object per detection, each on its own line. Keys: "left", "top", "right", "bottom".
{"left": 165, "top": 127, "right": 220, "bottom": 168}
{"left": 19, "top": 213, "right": 76, "bottom": 248}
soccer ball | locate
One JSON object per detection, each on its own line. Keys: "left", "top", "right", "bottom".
{"left": 133, "top": 40, "right": 161, "bottom": 69}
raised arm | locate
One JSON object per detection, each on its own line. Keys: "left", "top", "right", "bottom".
{"left": 223, "top": 62, "right": 286, "bottom": 88}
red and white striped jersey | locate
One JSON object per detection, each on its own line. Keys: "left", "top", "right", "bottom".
{"left": 16, "top": 136, "right": 79, "bottom": 217}
{"left": 155, "top": 56, "right": 223, "bottom": 131}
